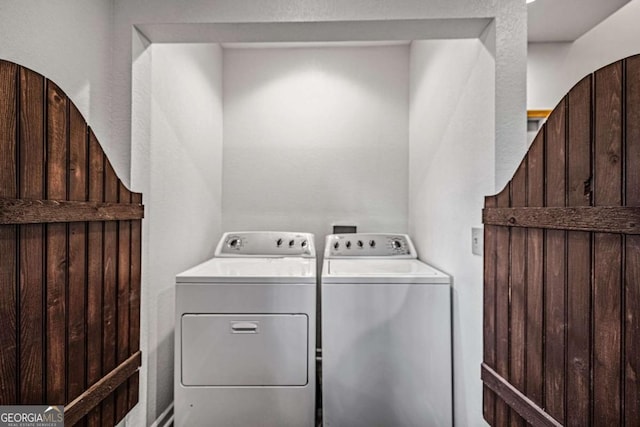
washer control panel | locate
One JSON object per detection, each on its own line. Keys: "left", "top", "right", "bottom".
{"left": 215, "top": 231, "right": 315, "bottom": 257}
{"left": 325, "top": 233, "right": 417, "bottom": 258}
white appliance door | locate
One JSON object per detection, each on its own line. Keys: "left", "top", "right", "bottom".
{"left": 182, "top": 314, "right": 308, "bottom": 386}
{"left": 322, "top": 283, "right": 452, "bottom": 427}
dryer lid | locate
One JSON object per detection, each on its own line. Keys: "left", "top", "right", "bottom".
{"left": 177, "top": 257, "right": 316, "bottom": 284}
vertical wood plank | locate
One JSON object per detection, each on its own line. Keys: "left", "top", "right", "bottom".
{"left": 126, "top": 373, "right": 140, "bottom": 414}
{"left": 115, "top": 183, "right": 131, "bottom": 423}
{"left": 495, "top": 186, "right": 511, "bottom": 426}
{"left": 0, "top": 59, "right": 18, "bottom": 405}
{"left": 46, "top": 81, "right": 68, "bottom": 405}
{"left": 625, "top": 235, "right": 640, "bottom": 427}
{"left": 483, "top": 195, "right": 497, "bottom": 425}
{"left": 544, "top": 100, "right": 567, "bottom": 424}
{"left": 566, "top": 76, "right": 592, "bottom": 427}
{"left": 593, "top": 61, "right": 623, "bottom": 426}
{"left": 86, "top": 131, "right": 104, "bottom": 427}
{"left": 67, "top": 104, "right": 87, "bottom": 407}
{"left": 18, "top": 66, "right": 45, "bottom": 404}
{"left": 510, "top": 162, "right": 527, "bottom": 427}
{"left": 526, "top": 130, "right": 545, "bottom": 412}
{"left": 625, "top": 55, "right": 640, "bottom": 427}
{"left": 128, "top": 192, "right": 142, "bottom": 411}
{"left": 101, "top": 159, "right": 118, "bottom": 427}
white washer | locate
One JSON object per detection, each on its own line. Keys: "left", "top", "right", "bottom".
{"left": 175, "top": 231, "right": 316, "bottom": 427}
{"left": 321, "top": 233, "right": 452, "bottom": 427}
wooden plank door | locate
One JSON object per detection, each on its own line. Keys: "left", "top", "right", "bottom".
{"left": 482, "top": 55, "right": 640, "bottom": 426}
{"left": 0, "top": 59, "right": 144, "bottom": 427}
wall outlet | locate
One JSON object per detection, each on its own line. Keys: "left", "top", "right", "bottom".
{"left": 472, "top": 227, "right": 483, "bottom": 256}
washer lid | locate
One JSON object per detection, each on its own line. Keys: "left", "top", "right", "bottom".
{"left": 323, "top": 259, "right": 450, "bottom": 284}
{"left": 177, "top": 257, "right": 316, "bottom": 283}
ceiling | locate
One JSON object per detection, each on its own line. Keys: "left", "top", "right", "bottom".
{"left": 141, "top": 2, "right": 633, "bottom": 46}
{"left": 528, "top": 0, "right": 631, "bottom": 42}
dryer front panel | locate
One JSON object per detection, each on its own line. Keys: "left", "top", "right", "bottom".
{"left": 181, "top": 314, "right": 308, "bottom": 386}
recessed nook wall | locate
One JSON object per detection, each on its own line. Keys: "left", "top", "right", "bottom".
{"left": 408, "top": 36, "right": 495, "bottom": 426}
{"left": 145, "top": 43, "right": 225, "bottom": 419}
{"left": 222, "top": 45, "right": 410, "bottom": 250}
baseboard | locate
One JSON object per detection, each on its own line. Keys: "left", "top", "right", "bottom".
{"left": 150, "top": 402, "right": 174, "bottom": 427}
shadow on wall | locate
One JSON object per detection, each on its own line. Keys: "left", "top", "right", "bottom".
{"left": 147, "top": 286, "right": 175, "bottom": 422}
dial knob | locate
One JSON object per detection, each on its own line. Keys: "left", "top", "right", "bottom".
{"left": 276, "top": 238, "right": 283, "bottom": 247}
{"left": 369, "top": 240, "right": 376, "bottom": 248}
{"left": 229, "top": 238, "right": 240, "bottom": 248}
{"left": 357, "top": 240, "right": 363, "bottom": 248}
{"left": 346, "top": 241, "right": 352, "bottom": 249}
{"left": 289, "top": 239, "right": 295, "bottom": 247}
{"left": 333, "top": 242, "right": 340, "bottom": 250}
{"left": 392, "top": 240, "right": 402, "bottom": 249}
{"left": 301, "top": 240, "right": 308, "bottom": 248}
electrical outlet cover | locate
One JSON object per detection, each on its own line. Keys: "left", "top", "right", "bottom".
{"left": 472, "top": 227, "right": 483, "bottom": 256}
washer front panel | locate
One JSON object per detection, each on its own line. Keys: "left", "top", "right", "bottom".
{"left": 321, "top": 282, "right": 452, "bottom": 427}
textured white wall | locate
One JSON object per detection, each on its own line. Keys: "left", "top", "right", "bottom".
{"left": 0, "top": 0, "right": 116, "bottom": 176}
{"left": 114, "top": 0, "right": 526, "bottom": 189}
{"left": 143, "top": 43, "right": 224, "bottom": 424}
{"left": 528, "top": 0, "right": 640, "bottom": 110}
{"left": 494, "top": 0, "right": 528, "bottom": 190}
{"left": 222, "top": 45, "right": 409, "bottom": 254}
{"left": 409, "top": 36, "right": 495, "bottom": 427}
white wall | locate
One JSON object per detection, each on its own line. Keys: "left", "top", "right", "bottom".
{"left": 409, "top": 36, "right": 495, "bottom": 427}
{"left": 144, "top": 43, "right": 224, "bottom": 423}
{"left": 117, "top": 0, "right": 526, "bottom": 188}
{"left": 528, "top": 0, "right": 640, "bottom": 110}
{"left": 222, "top": 45, "right": 409, "bottom": 252}
{"left": 0, "top": 0, "right": 116, "bottom": 176}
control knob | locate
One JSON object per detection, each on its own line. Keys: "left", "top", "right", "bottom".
{"left": 357, "top": 240, "right": 363, "bottom": 248}
{"left": 229, "top": 238, "right": 240, "bottom": 248}
{"left": 276, "top": 238, "right": 283, "bottom": 247}
{"left": 346, "top": 241, "right": 352, "bottom": 249}
{"left": 289, "top": 239, "right": 295, "bottom": 247}
{"left": 392, "top": 239, "right": 402, "bottom": 249}
{"left": 333, "top": 242, "right": 340, "bottom": 250}
{"left": 301, "top": 240, "right": 308, "bottom": 248}
{"left": 369, "top": 240, "right": 376, "bottom": 248}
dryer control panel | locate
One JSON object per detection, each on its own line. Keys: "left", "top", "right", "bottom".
{"left": 215, "top": 231, "right": 315, "bottom": 257}
{"left": 325, "top": 233, "right": 417, "bottom": 258}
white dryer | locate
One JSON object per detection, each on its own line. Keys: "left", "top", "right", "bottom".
{"left": 321, "top": 233, "right": 452, "bottom": 427}
{"left": 175, "top": 231, "right": 316, "bottom": 427}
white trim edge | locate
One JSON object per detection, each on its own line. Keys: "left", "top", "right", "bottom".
{"left": 150, "top": 402, "right": 174, "bottom": 427}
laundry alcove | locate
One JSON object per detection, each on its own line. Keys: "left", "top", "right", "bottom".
{"left": 137, "top": 36, "right": 498, "bottom": 427}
